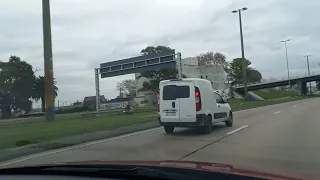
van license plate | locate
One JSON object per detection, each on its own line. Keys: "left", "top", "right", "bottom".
{"left": 165, "top": 112, "right": 176, "bottom": 116}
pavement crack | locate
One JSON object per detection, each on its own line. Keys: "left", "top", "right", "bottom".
{"left": 178, "top": 134, "right": 231, "bottom": 160}
{"left": 177, "top": 125, "right": 251, "bottom": 160}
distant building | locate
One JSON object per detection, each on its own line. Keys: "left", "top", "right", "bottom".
{"left": 73, "top": 100, "right": 82, "bottom": 106}
{"left": 180, "top": 57, "right": 229, "bottom": 89}
{"left": 83, "top": 95, "right": 106, "bottom": 106}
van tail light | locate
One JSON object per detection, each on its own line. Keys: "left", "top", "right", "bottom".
{"left": 195, "top": 87, "right": 201, "bottom": 111}
{"left": 157, "top": 93, "right": 160, "bottom": 112}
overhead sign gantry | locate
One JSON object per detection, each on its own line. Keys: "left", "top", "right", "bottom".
{"left": 95, "top": 50, "right": 182, "bottom": 113}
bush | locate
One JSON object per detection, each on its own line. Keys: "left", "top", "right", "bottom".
{"left": 56, "top": 106, "right": 94, "bottom": 114}
{"left": 17, "top": 112, "right": 45, "bottom": 118}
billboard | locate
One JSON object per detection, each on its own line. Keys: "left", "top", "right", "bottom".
{"left": 100, "top": 101, "right": 129, "bottom": 111}
{"left": 100, "top": 50, "right": 176, "bottom": 78}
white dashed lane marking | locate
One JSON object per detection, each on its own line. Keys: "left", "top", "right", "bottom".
{"left": 273, "top": 111, "right": 281, "bottom": 115}
{"left": 226, "top": 125, "right": 250, "bottom": 135}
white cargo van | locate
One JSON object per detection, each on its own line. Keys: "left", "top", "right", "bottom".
{"left": 158, "top": 78, "right": 233, "bottom": 134}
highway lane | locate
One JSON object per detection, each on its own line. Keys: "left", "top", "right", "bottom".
{"left": 1, "top": 98, "right": 320, "bottom": 178}
{"left": 184, "top": 98, "right": 320, "bottom": 179}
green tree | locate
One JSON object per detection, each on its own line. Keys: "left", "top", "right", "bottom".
{"left": 0, "top": 56, "right": 35, "bottom": 118}
{"left": 138, "top": 69, "right": 181, "bottom": 93}
{"left": 317, "top": 81, "right": 320, "bottom": 90}
{"left": 197, "top": 51, "right": 231, "bottom": 82}
{"left": 141, "top": 46, "right": 173, "bottom": 55}
{"left": 197, "top": 51, "right": 229, "bottom": 68}
{"left": 229, "top": 58, "right": 249, "bottom": 85}
{"left": 32, "top": 75, "right": 59, "bottom": 112}
{"left": 229, "top": 58, "right": 262, "bottom": 85}
{"left": 138, "top": 46, "right": 186, "bottom": 93}
{"left": 247, "top": 68, "right": 262, "bottom": 84}
{"left": 116, "top": 79, "right": 136, "bottom": 97}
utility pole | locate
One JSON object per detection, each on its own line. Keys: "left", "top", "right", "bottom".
{"left": 281, "top": 39, "right": 291, "bottom": 88}
{"left": 95, "top": 68, "right": 101, "bottom": 114}
{"left": 176, "top": 52, "right": 182, "bottom": 79}
{"left": 232, "top": 7, "right": 248, "bottom": 100}
{"left": 42, "top": 0, "right": 55, "bottom": 121}
{"left": 305, "top": 55, "right": 312, "bottom": 94}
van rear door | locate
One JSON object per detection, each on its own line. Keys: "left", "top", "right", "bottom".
{"left": 160, "top": 80, "right": 196, "bottom": 123}
{"left": 160, "top": 82, "right": 180, "bottom": 122}
{"left": 178, "top": 81, "right": 196, "bottom": 122}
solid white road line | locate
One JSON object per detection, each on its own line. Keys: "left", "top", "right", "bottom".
{"left": 226, "top": 125, "right": 250, "bottom": 135}
{"left": 293, "top": 105, "right": 297, "bottom": 107}
{"left": 0, "top": 127, "right": 162, "bottom": 167}
{"left": 273, "top": 111, "right": 281, "bottom": 115}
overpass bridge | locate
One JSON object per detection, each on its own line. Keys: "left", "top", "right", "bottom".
{"left": 233, "top": 74, "right": 320, "bottom": 98}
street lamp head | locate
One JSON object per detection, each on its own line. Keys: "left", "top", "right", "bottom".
{"left": 242, "top": 7, "right": 248, "bottom": 10}
{"left": 231, "top": 10, "right": 238, "bottom": 13}
{"left": 281, "top": 39, "right": 291, "bottom": 42}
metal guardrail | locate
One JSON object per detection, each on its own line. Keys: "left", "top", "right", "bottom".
{"left": 80, "top": 108, "right": 157, "bottom": 118}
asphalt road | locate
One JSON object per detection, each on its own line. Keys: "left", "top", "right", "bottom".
{"left": 1, "top": 98, "right": 320, "bottom": 179}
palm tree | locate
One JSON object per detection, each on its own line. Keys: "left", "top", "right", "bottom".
{"left": 33, "top": 76, "right": 58, "bottom": 112}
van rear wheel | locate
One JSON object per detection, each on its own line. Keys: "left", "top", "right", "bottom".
{"left": 164, "top": 126, "right": 174, "bottom": 134}
{"left": 203, "top": 115, "right": 212, "bottom": 134}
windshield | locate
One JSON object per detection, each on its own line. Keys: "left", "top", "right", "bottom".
{"left": 1, "top": 0, "right": 320, "bottom": 179}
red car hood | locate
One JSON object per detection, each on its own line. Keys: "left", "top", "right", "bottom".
{"left": 14, "top": 160, "right": 302, "bottom": 180}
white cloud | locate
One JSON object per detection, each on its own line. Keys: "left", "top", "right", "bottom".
{"left": 1, "top": 0, "right": 320, "bottom": 107}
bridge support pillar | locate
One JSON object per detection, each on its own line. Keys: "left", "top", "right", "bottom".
{"left": 297, "top": 81, "right": 307, "bottom": 95}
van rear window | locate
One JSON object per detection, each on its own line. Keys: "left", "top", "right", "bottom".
{"left": 163, "top": 85, "right": 190, "bottom": 100}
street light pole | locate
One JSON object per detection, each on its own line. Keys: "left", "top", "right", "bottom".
{"left": 304, "top": 55, "right": 312, "bottom": 94}
{"left": 280, "top": 39, "right": 291, "bottom": 88}
{"left": 42, "top": 0, "right": 55, "bottom": 121}
{"left": 232, "top": 7, "right": 248, "bottom": 100}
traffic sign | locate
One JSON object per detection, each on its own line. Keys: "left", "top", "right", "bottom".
{"left": 100, "top": 50, "right": 176, "bottom": 78}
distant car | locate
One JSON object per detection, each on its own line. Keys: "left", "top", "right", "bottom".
{"left": 158, "top": 78, "right": 233, "bottom": 134}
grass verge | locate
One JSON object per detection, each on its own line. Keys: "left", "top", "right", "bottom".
{"left": 0, "top": 112, "right": 157, "bottom": 150}
{"left": 251, "top": 90, "right": 299, "bottom": 99}
{"left": 229, "top": 96, "right": 306, "bottom": 111}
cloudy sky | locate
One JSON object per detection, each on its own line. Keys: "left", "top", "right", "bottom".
{"left": 1, "top": 0, "right": 320, "bottom": 107}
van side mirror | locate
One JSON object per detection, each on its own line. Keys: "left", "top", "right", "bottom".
{"left": 223, "top": 98, "right": 228, "bottom": 103}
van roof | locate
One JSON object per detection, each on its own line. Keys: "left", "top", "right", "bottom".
{"left": 160, "top": 78, "right": 211, "bottom": 84}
